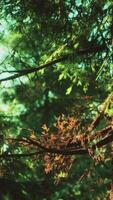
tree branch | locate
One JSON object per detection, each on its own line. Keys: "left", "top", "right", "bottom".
{"left": 93, "top": 132, "right": 113, "bottom": 150}
{"left": 0, "top": 151, "right": 42, "bottom": 159}
{"left": 0, "top": 45, "right": 106, "bottom": 82}
{"left": 1, "top": 131, "right": 113, "bottom": 159}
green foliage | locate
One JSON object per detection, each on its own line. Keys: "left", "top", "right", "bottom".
{"left": 0, "top": 0, "right": 112, "bottom": 199}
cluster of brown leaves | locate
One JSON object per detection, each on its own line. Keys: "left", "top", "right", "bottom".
{"left": 3, "top": 110, "right": 112, "bottom": 183}
{"left": 40, "top": 115, "right": 80, "bottom": 179}
{"left": 41, "top": 115, "right": 80, "bottom": 147}
{"left": 39, "top": 113, "right": 112, "bottom": 181}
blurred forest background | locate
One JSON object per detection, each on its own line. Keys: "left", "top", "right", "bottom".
{"left": 0, "top": 0, "right": 113, "bottom": 199}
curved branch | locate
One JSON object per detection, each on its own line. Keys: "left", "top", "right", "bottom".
{"left": 0, "top": 45, "right": 106, "bottom": 82}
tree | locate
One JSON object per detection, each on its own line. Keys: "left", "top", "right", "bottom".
{"left": 0, "top": 0, "right": 113, "bottom": 199}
